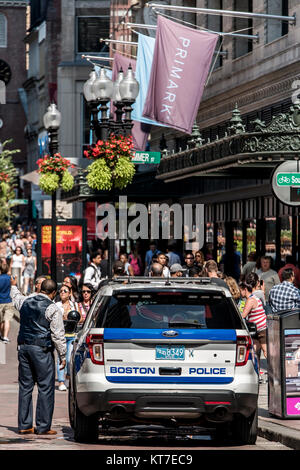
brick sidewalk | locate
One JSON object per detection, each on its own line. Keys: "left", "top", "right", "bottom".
{"left": 2, "top": 318, "right": 300, "bottom": 448}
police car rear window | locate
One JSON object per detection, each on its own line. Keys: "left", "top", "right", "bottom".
{"left": 95, "top": 291, "right": 243, "bottom": 329}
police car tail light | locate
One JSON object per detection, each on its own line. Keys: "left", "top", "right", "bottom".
{"left": 235, "top": 335, "right": 251, "bottom": 366}
{"left": 86, "top": 334, "right": 104, "bottom": 365}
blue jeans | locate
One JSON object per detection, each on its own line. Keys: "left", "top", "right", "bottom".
{"left": 57, "top": 336, "right": 74, "bottom": 382}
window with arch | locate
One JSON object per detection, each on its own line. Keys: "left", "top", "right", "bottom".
{"left": 0, "top": 13, "right": 7, "bottom": 47}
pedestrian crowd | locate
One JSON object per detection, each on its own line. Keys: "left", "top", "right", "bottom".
{"left": 2, "top": 226, "right": 300, "bottom": 436}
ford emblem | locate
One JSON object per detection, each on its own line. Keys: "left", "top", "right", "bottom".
{"left": 162, "top": 330, "right": 179, "bottom": 337}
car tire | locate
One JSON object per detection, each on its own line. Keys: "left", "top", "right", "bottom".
{"left": 214, "top": 422, "right": 230, "bottom": 444}
{"left": 68, "top": 385, "right": 75, "bottom": 429}
{"left": 231, "top": 408, "right": 258, "bottom": 445}
{"left": 73, "top": 398, "right": 99, "bottom": 443}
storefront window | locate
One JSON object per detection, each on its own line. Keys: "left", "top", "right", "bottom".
{"left": 217, "top": 223, "right": 225, "bottom": 263}
{"left": 280, "top": 216, "right": 292, "bottom": 263}
{"left": 247, "top": 220, "right": 256, "bottom": 255}
{"left": 265, "top": 217, "right": 276, "bottom": 261}
{"left": 234, "top": 223, "right": 243, "bottom": 258}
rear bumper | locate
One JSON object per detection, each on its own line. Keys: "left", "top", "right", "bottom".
{"left": 76, "top": 388, "right": 258, "bottom": 422}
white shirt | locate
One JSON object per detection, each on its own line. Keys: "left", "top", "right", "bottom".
{"left": 83, "top": 263, "right": 102, "bottom": 289}
{"left": 10, "top": 286, "right": 67, "bottom": 361}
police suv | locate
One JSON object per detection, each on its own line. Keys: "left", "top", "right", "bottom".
{"left": 68, "top": 277, "right": 259, "bottom": 444}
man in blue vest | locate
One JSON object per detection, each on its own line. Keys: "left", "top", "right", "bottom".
{"left": 10, "top": 277, "right": 66, "bottom": 436}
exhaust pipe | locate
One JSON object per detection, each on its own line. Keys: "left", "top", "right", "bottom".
{"left": 110, "top": 405, "right": 127, "bottom": 420}
{"left": 213, "top": 406, "right": 228, "bottom": 420}
{"left": 206, "top": 406, "right": 229, "bottom": 422}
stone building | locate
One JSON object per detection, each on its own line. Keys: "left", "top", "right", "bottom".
{"left": 23, "top": 0, "right": 110, "bottom": 218}
{"left": 119, "top": 0, "right": 300, "bottom": 269}
{"left": 0, "top": 0, "right": 28, "bottom": 208}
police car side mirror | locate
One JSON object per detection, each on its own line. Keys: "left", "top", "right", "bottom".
{"left": 246, "top": 321, "right": 257, "bottom": 338}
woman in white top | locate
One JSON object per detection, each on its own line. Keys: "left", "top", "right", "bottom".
{"left": 55, "top": 285, "right": 81, "bottom": 391}
{"left": 11, "top": 247, "right": 25, "bottom": 289}
{"left": 22, "top": 248, "right": 37, "bottom": 295}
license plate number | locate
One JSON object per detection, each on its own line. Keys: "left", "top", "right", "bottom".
{"left": 156, "top": 345, "right": 185, "bottom": 360}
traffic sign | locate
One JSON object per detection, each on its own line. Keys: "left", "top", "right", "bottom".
{"left": 271, "top": 161, "right": 300, "bottom": 206}
{"left": 276, "top": 173, "right": 300, "bottom": 186}
{"left": 132, "top": 151, "right": 161, "bottom": 164}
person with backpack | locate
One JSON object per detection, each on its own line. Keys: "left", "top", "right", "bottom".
{"left": 83, "top": 251, "right": 102, "bottom": 290}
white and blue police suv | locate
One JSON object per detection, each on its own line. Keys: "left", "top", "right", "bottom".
{"left": 68, "top": 277, "right": 259, "bottom": 444}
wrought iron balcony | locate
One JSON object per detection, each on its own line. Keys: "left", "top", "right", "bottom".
{"left": 156, "top": 101, "right": 300, "bottom": 182}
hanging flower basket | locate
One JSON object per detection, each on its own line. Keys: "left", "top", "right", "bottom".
{"left": 84, "top": 134, "right": 136, "bottom": 191}
{"left": 37, "top": 153, "right": 74, "bottom": 195}
{"left": 0, "top": 172, "right": 11, "bottom": 198}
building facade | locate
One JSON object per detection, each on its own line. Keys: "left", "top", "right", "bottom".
{"left": 0, "top": 0, "right": 29, "bottom": 216}
{"left": 23, "top": 0, "right": 110, "bottom": 219}
{"left": 121, "top": 0, "right": 300, "bottom": 271}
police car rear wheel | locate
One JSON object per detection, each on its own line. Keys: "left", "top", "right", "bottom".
{"left": 231, "top": 408, "right": 258, "bottom": 445}
{"left": 73, "top": 400, "right": 99, "bottom": 443}
{"left": 68, "top": 386, "right": 75, "bottom": 429}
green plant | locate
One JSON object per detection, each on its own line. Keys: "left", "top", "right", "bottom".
{"left": 113, "top": 156, "right": 136, "bottom": 189}
{"left": 84, "top": 134, "right": 136, "bottom": 191}
{"left": 39, "top": 173, "right": 60, "bottom": 195}
{"left": 37, "top": 153, "right": 74, "bottom": 194}
{"left": 86, "top": 159, "right": 113, "bottom": 191}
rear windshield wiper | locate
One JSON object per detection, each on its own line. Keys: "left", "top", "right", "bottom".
{"left": 168, "top": 320, "right": 204, "bottom": 328}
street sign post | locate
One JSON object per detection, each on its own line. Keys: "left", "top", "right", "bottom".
{"left": 271, "top": 161, "right": 300, "bottom": 206}
{"left": 132, "top": 151, "right": 161, "bottom": 164}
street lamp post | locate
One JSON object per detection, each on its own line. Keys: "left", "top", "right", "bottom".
{"left": 43, "top": 103, "right": 61, "bottom": 282}
{"left": 83, "top": 65, "right": 139, "bottom": 278}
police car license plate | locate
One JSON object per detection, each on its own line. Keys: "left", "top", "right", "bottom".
{"left": 156, "top": 345, "right": 185, "bottom": 360}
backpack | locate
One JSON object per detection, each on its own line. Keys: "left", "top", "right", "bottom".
{"left": 79, "top": 264, "right": 99, "bottom": 289}
{"left": 128, "top": 255, "right": 142, "bottom": 276}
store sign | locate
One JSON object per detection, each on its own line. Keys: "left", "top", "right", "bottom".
{"left": 132, "top": 151, "right": 161, "bottom": 164}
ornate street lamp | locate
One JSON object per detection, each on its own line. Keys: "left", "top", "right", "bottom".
{"left": 43, "top": 103, "right": 61, "bottom": 282}
{"left": 83, "top": 66, "right": 139, "bottom": 277}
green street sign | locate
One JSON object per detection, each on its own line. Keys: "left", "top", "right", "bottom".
{"left": 9, "top": 199, "right": 28, "bottom": 205}
{"left": 277, "top": 173, "right": 300, "bottom": 186}
{"left": 132, "top": 151, "right": 161, "bottom": 164}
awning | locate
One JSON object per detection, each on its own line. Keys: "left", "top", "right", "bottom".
{"left": 21, "top": 170, "right": 40, "bottom": 185}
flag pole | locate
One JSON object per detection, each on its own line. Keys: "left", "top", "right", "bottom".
{"left": 146, "top": 3, "right": 296, "bottom": 23}
{"left": 100, "top": 38, "right": 228, "bottom": 57}
{"left": 100, "top": 38, "right": 139, "bottom": 46}
{"left": 124, "top": 22, "right": 259, "bottom": 40}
